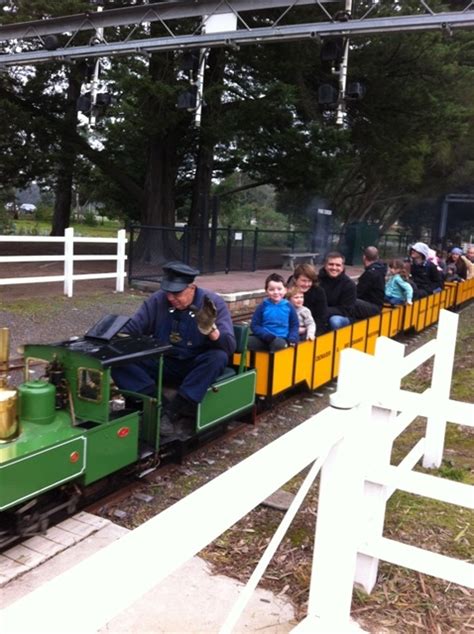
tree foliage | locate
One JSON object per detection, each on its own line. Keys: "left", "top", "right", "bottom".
{"left": 1, "top": 0, "right": 474, "bottom": 246}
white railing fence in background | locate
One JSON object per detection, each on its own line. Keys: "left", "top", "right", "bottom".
{"left": 1, "top": 310, "right": 473, "bottom": 634}
{"left": 0, "top": 228, "right": 127, "bottom": 297}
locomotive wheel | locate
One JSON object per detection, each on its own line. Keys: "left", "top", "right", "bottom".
{"left": 67, "top": 498, "right": 78, "bottom": 514}
{"left": 16, "top": 510, "right": 41, "bottom": 537}
{"left": 39, "top": 517, "right": 49, "bottom": 533}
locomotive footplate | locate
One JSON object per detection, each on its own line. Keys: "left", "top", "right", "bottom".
{"left": 30, "top": 334, "right": 172, "bottom": 369}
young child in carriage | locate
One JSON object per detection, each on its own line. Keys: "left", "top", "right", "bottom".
{"left": 248, "top": 273, "right": 299, "bottom": 352}
{"left": 287, "top": 286, "right": 316, "bottom": 341}
{"left": 384, "top": 259, "right": 414, "bottom": 306}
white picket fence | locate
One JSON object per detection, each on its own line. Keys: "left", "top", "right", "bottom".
{"left": 1, "top": 310, "right": 473, "bottom": 633}
{"left": 0, "top": 228, "right": 127, "bottom": 297}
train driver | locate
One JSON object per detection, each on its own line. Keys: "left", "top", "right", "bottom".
{"left": 112, "top": 261, "right": 236, "bottom": 436}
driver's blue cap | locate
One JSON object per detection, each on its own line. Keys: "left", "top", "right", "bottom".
{"left": 161, "top": 261, "right": 200, "bottom": 292}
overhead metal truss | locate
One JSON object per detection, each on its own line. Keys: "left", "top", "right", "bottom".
{"left": 0, "top": 0, "right": 321, "bottom": 41}
{"left": 1, "top": 0, "right": 474, "bottom": 67}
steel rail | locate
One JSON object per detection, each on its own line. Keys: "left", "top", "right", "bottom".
{"left": 1, "top": 11, "right": 474, "bottom": 67}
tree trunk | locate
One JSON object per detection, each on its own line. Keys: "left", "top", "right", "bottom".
{"left": 134, "top": 130, "right": 182, "bottom": 265}
{"left": 50, "top": 68, "right": 83, "bottom": 236}
{"left": 134, "top": 48, "right": 186, "bottom": 265}
{"left": 188, "top": 49, "right": 226, "bottom": 234}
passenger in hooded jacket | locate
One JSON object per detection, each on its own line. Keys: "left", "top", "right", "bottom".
{"left": 409, "top": 242, "right": 443, "bottom": 298}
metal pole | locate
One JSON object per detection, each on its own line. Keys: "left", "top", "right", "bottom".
{"left": 194, "top": 48, "right": 208, "bottom": 128}
{"left": 210, "top": 195, "right": 219, "bottom": 273}
{"left": 127, "top": 224, "right": 134, "bottom": 286}
{"left": 197, "top": 193, "right": 207, "bottom": 271}
{"left": 88, "top": 4, "right": 104, "bottom": 129}
{"left": 225, "top": 225, "right": 232, "bottom": 274}
{"left": 182, "top": 225, "right": 189, "bottom": 263}
{"left": 335, "top": 0, "right": 352, "bottom": 126}
{"left": 252, "top": 227, "right": 259, "bottom": 272}
{"left": 438, "top": 196, "right": 449, "bottom": 246}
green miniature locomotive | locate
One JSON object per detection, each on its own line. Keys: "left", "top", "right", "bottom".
{"left": 0, "top": 318, "right": 255, "bottom": 546}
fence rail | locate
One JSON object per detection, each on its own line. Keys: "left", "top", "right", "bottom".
{"left": 0, "top": 228, "right": 127, "bottom": 297}
{"left": 2, "top": 309, "right": 472, "bottom": 633}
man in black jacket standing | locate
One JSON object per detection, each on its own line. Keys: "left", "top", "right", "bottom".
{"left": 353, "top": 246, "right": 387, "bottom": 319}
{"left": 318, "top": 252, "right": 357, "bottom": 330}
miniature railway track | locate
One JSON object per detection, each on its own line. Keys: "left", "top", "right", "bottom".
{"left": 0, "top": 414, "right": 254, "bottom": 555}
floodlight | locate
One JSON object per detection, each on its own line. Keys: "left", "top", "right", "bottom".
{"left": 318, "top": 83, "right": 338, "bottom": 106}
{"left": 43, "top": 35, "right": 59, "bottom": 51}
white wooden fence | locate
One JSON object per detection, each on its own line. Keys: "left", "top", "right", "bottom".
{"left": 0, "top": 228, "right": 127, "bottom": 297}
{"left": 1, "top": 309, "right": 473, "bottom": 633}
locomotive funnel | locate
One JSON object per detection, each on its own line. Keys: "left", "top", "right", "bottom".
{"left": 0, "top": 328, "right": 19, "bottom": 442}
{"left": 0, "top": 327, "right": 9, "bottom": 373}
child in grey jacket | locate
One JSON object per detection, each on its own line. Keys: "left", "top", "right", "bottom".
{"left": 288, "top": 287, "right": 316, "bottom": 340}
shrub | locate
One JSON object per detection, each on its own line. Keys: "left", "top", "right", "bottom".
{"left": 35, "top": 203, "right": 53, "bottom": 222}
{"left": 0, "top": 208, "right": 15, "bottom": 234}
{"left": 83, "top": 211, "right": 98, "bottom": 226}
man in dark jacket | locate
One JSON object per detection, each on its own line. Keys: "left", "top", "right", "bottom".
{"left": 112, "top": 261, "right": 236, "bottom": 435}
{"left": 318, "top": 252, "right": 357, "bottom": 330}
{"left": 353, "top": 246, "right": 387, "bottom": 319}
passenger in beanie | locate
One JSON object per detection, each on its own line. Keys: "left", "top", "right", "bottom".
{"left": 445, "top": 247, "right": 468, "bottom": 281}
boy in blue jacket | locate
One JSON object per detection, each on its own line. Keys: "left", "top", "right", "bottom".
{"left": 248, "top": 273, "right": 299, "bottom": 352}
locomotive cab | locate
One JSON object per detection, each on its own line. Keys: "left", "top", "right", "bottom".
{"left": 0, "top": 318, "right": 170, "bottom": 518}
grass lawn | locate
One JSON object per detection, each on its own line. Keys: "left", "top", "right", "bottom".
{"left": 12, "top": 218, "right": 124, "bottom": 237}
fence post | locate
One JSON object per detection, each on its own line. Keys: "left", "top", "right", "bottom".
{"left": 210, "top": 196, "right": 219, "bottom": 273}
{"left": 298, "top": 349, "right": 374, "bottom": 631}
{"left": 225, "top": 226, "right": 232, "bottom": 274}
{"left": 115, "top": 229, "right": 126, "bottom": 293}
{"left": 251, "top": 227, "right": 259, "bottom": 272}
{"left": 127, "top": 225, "right": 134, "bottom": 286}
{"left": 63, "top": 227, "right": 74, "bottom": 297}
{"left": 354, "top": 336, "right": 405, "bottom": 592}
{"left": 422, "top": 309, "right": 459, "bottom": 468}
{"left": 182, "top": 225, "right": 189, "bottom": 263}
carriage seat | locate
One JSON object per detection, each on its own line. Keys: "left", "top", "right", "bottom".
{"left": 214, "top": 323, "right": 249, "bottom": 383}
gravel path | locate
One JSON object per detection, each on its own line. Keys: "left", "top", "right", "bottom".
{"left": 1, "top": 289, "right": 147, "bottom": 361}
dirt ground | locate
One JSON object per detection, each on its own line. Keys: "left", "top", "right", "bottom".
{"left": 1, "top": 276, "right": 472, "bottom": 633}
